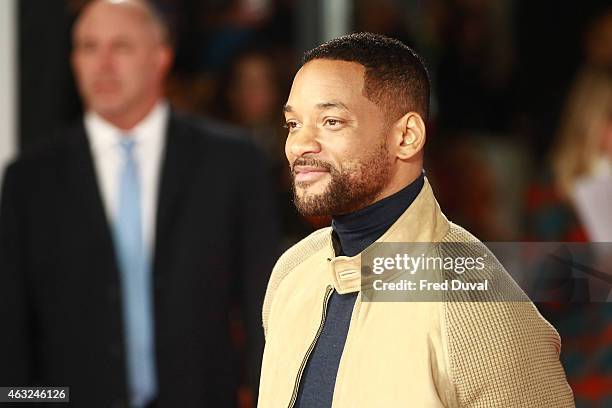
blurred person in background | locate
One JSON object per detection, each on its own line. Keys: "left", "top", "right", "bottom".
{"left": 525, "top": 66, "right": 612, "bottom": 407}
{"left": 214, "top": 47, "right": 313, "bottom": 247}
{"left": 0, "top": 0, "right": 279, "bottom": 407}
{"left": 218, "top": 48, "right": 284, "bottom": 162}
{"left": 526, "top": 67, "right": 612, "bottom": 241}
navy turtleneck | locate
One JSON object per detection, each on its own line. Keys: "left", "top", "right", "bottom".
{"left": 294, "top": 172, "right": 425, "bottom": 408}
{"left": 332, "top": 173, "right": 425, "bottom": 257}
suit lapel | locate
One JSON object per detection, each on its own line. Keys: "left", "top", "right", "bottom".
{"left": 153, "top": 113, "right": 199, "bottom": 279}
{"left": 61, "top": 121, "right": 119, "bottom": 277}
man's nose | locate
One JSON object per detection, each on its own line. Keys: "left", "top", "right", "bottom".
{"left": 287, "top": 126, "right": 321, "bottom": 159}
{"left": 96, "top": 48, "right": 115, "bottom": 72}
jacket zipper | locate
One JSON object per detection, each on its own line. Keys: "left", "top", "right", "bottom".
{"left": 287, "top": 285, "right": 334, "bottom": 408}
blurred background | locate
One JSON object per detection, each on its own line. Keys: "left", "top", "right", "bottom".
{"left": 0, "top": 0, "right": 611, "bottom": 406}
{"left": 2, "top": 0, "right": 611, "bottom": 243}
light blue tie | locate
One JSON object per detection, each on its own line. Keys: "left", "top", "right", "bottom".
{"left": 114, "top": 138, "right": 157, "bottom": 408}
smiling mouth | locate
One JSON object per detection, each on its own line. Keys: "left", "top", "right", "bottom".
{"left": 293, "top": 166, "right": 330, "bottom": 183}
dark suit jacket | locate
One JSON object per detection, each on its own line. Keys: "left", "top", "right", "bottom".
{"left": 0, "top": 112, "right": 280, "bottom": 407}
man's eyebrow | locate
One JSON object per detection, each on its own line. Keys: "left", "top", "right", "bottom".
{"left": 316, "top": 101, "right": 349, "bottom": 111}
{"left": 282, "top": 101, "right": 350, "bottom": 114}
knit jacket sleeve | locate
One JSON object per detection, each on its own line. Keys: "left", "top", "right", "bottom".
{"left": 442, "top": 224, "right": 575, "bottom": 407}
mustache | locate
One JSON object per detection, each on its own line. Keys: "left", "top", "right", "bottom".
{"left": 290, "top": 157, "right": 335, "bottom": 173}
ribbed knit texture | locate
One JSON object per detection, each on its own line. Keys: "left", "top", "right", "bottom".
{"left": 440, "top": 226, "right": 572, "bottom": 407}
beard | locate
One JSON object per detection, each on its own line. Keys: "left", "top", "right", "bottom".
{"left": 291, "top": 140, "right": 391, "bottom": 216}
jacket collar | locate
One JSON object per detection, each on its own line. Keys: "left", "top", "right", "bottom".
{"left": 324, "top": 177, "right": 450, "bottom": 294}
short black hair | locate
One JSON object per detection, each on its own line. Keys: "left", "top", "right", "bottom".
{"left": 303, "top": 32, "right": 430, "bottom": 121}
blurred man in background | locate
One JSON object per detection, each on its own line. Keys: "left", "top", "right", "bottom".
{"left": 0, "top": 0, "right": 279, "bottom": 407}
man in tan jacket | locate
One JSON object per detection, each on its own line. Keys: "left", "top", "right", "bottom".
{"left": 258, "top": 32, "right": 574, "bottom": 407}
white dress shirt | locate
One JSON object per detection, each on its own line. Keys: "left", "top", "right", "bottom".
{"left": 85, "top": 101, "right": 169, "bottom": 259}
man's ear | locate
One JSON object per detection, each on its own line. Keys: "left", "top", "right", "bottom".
{"left": 392, "top": 112, "right": 426, "bottom": 160}
{"left": 158, "top": 45, "right": 174, "bottom": 78}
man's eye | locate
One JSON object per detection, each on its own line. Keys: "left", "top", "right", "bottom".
{"left": 284, "top": 121, "right": 299, "bottom": 130}
{"left": 324, "top": 118, "right": 343, "bottom": 128}
{"left": 78, "top": 42, "right": 97, "bottom": 53}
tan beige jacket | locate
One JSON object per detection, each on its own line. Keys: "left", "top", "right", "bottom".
{"left": 258, "top": 179, "right": 574, "bottom": 407}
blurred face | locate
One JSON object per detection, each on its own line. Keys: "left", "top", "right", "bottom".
{"left": 71, "top": 0, "right": 170, "bottom": 124}
{"left": 229, "top": 55, "right": 279, "bottom": 125}
{"left": 284, "top": 60, "right": 393, "bottom": 216}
